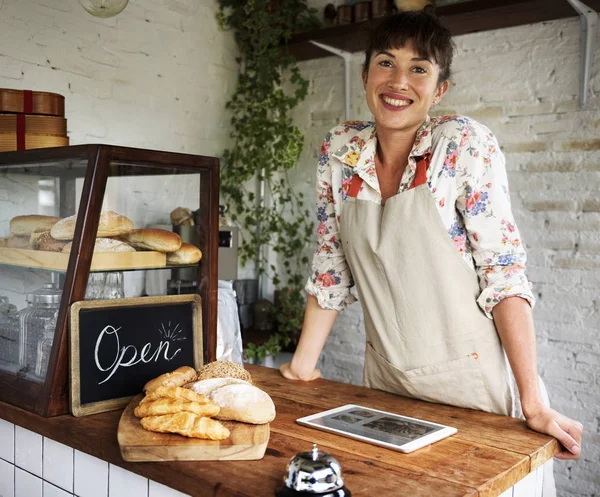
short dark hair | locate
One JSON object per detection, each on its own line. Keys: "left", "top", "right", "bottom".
{"left": 363, "top": 12, "right": 454, "bottom": 83}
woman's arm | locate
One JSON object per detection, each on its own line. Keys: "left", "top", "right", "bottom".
{"left": 492, "top": 297, "right": 583, "bottom": 459}
{"left": 280, "top": 294, "right": 339, "bottom": 380}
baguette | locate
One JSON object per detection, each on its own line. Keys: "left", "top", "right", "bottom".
{"left": 140, "top": 412, "right": 230, "bottom": 440}
{"left": 143, "top": 366, "right": 197, "bottom": 392}
{"left": 134, "top": 398, "right": 220, "bottom": 418}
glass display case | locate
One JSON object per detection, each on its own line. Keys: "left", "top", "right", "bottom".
{"left": 0, "top": 145, "right": 219, "bottom": 416}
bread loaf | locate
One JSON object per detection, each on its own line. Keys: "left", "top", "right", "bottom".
{"left": 119, "top": 229, "right": 182, "bottom": 252}
{"left": 197, "top": 361, "right": 253, "bottom": 384}
{"left": 30, "top": 229, "right": 69, "bottom": 252}
{"left": 166, "top": 243, "right": 202, "bottom": 265}
{"left": 10, "top": 215, "right": 60, "bottom": 236}
{"left": 140, "top": 412, "right": 230, "bottom": 440}
{"left": 0, "top": 238, "right": 7, "bottom": 248}
{"left": 61, "top": 238, "right": 135, "bottom": 253}
{"left": 185, "top": 378, "right": 276, "bottom": 424}
{"left": 170, "top": 207, "right": 194, "bottom": 226}
{"left": 143, "top": 366, "right": 197, "bottom": 392}
{"left": 6, "top": 235, "right": 30, "bottom": 249}
{"left": 51, "top": 211, "right": 134, "bottom": 240}
{"left": 134, "top": 398, "right": 220, "bottom": 418}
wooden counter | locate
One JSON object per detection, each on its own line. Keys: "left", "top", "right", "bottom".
{"left": 0, "top": 364, "right": 559, "bottom": 497}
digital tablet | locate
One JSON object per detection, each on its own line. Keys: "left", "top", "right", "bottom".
{"left": 296, "top": 404, "right": 457, "bottom": 453}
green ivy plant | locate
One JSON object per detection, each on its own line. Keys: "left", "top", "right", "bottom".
{"left": 217, "top": 0, "right": 320, "bottom": 360}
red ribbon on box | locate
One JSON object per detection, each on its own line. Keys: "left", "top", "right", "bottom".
{"left": 15, "top": 90, "right": 33, "bottom": 150}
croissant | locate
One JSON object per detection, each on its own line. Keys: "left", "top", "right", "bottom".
{"left": 134, "top": 398, "right": 220, "bottom": 418}
{"left": 141, "top": 412, "right": 230, "bottom": 440}
{"left": 139, "top": 386, "right": 210, "bottom": 405}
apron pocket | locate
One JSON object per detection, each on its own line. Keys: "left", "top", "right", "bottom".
{"left": 364, "top": 342, "right": 492, "bottom": 412}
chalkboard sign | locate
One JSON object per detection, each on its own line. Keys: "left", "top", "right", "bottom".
{"left": 69, "top": 295, "right": 203, "bottom": 417}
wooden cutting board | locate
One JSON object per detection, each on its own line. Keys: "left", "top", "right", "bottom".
{"left": 118, "top": 395, "right": 270, "bottom": 462}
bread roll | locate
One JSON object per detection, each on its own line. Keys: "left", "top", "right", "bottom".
{"left": 10, "top": 215, "right": 60, "bottom": 236}
{"left": 140, "top": 412, "right": 230, "bottom": 440}
{"left": 119, "top": 229, "right": 182, "bottom": 252}
{"left": 0, "top": 238, "right": 7, "bottom": 248}
{"left": 30, "top": 229, "right": 69, "bottom": 252}
{"left": 6, "top": 235, "right": 30, "bottom": 249}
{"left": 185, "top": 378, "right": 275, "bottom": 424}
{"left": 197, "top": 361, "right": 253, "bottom": 384}
{"left": 143, "top": 366, "right": 197, "bottom": 392}
{"left": 61, "top": 238, "right": 135, "bottom": 253}
{"left": 166, "top": 243, "right": 201, "bottom": 265}
{"left": 134, "top": 398, "right": 220, "bottom": 418}
{"left": 51, "top": 211, "right": 134, "bottom": 240}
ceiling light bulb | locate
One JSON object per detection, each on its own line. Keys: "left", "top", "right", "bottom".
{"left": 78, "top": 0, "right": 129, "bottom": 18}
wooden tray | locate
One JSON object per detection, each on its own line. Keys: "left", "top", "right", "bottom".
{"left": 0, "top": 88, "right": 65, "bottom": 116}
{"left": 0, "top": 133, "right": 69, "bottom": 152}
{"left": 0, "top": 247, "right": 166, "bottom": 271}
{"left": 118, "top": 395, "right": 270, "bottom": 462}
{"left": 0, "top": 114, "right": 67, "bottom": 135}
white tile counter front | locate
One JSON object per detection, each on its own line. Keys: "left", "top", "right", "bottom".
{"left": 0, "top": 419, "right": 190, "bottom": 497}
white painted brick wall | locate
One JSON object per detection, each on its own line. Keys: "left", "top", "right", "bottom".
{"left": 0, "top": 0, "right": 238, "bottom": 157}
{"left": 293, "top": 17, "right": 600, "bottom": 497}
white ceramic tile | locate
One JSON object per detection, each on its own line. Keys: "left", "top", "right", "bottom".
{"left": 73, "top": 450, "right": 108, "bottom": 497}
{"left": 0, "top": 419, "right": 15, "bottom": 463}
{"left": 15, "top": 467, "right": 42, "bottom": 497}
{"left": 0, "top": 458, "right": 15, "bottom": 497}
{"left": 43, "top": 438, "right": 74, "bottom": 493}
{"left": 148, "top": 480, "right": 190, "bottom": 497}
{"left": 42, "top": 481, "right": 72, "bottom": 497}
{"left": 108, "top": 465, "right": 147, "bottom": 497}
{"left": 14, "top": 427, "right": 42, "bottom": 477}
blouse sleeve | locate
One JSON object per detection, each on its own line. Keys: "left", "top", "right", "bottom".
{"left": 304, "top": 133, "right": 357, "bottom": 311}
{"left": 454, "top": 121, "right": 535, "bottom": 318}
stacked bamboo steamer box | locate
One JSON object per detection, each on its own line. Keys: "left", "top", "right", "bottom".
{"left": 0, "top": 88, "right": 69, "bottom": 152}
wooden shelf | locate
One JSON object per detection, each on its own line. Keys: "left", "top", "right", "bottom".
{"left": 286, "top": 0, "right": 600, "bottom": 62}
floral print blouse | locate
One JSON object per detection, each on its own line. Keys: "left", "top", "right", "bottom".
{"left": 305, "top": 115, "right": 535, "bottom": 318}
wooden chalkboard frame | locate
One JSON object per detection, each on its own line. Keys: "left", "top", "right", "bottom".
{"left": 69, "top": 294, "right": 203, "bottom": 417}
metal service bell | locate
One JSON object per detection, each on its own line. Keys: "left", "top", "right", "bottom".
{"left": 275, "top": 444, "right": 352, "bottom": 497}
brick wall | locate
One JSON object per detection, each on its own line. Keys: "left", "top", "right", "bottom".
{"left": 0, "top": 0, "right": 237, "bottom": 156}
{"left": 291, "top": 16, "right": 600, "bottom": 497}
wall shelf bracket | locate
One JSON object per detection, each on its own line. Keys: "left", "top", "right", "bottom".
{"left": 566, "top": 0, "right": 598, "bottom": 107}
{"left": 309, "top": 41, "right": 353, "bottom": 121}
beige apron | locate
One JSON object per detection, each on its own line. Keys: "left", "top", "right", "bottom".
{"left": 338, "top": 154, "right": 555, "bottom": 496}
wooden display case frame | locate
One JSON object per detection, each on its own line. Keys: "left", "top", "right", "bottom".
{"left": 0, "top": 144, "right": 219, "bottom": 416}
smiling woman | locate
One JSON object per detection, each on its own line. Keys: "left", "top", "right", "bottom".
{"left": 279, "top": 11, "right": 584, "bottom": 497}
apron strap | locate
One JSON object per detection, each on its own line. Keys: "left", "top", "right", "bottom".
{"left": 347, "top": 176, "right": 363, "bottom": 198}
{"left": 410, "top": 153, "right": 432, "bottom": 189}
{"left": 347, "top": 152, "right": 432, "bottom": 198}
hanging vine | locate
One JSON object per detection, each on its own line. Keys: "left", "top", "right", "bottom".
{"left": 217, "top": 0, "right": 320, "bottom": 360}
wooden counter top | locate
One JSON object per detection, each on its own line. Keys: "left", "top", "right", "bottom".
{"left": 0, "top": 364, "right": 559, "bottom": 497}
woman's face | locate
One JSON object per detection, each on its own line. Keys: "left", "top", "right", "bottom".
{"left": 362, "top": 42, "right": 448, "bottom": 134}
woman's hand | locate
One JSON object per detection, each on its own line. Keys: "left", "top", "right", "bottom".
{"left": 280, "top": 362, "right": 321, "bottom": 381}
{"left": 524, "top": 404, "right": 583, "bottom": 460}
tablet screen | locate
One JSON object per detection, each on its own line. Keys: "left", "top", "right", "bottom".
{"left": 297, "top": 404, "right": 456, "bottom": 452}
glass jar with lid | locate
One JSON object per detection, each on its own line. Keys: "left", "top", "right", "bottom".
{"left": 35, "top": 317, "right": 56, "bottom": 379}
{"left": 17, "top": 283, "right": 62, "bottom": 379}
{"left": 0, "top": 296, "right": 19, "bottom": 368}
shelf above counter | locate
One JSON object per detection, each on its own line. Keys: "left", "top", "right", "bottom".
{"left": 285, "top": 0, "right": 600, "bottom": 62}
{"left": 0, "top": 247, "right": 167, "bottom": 272}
